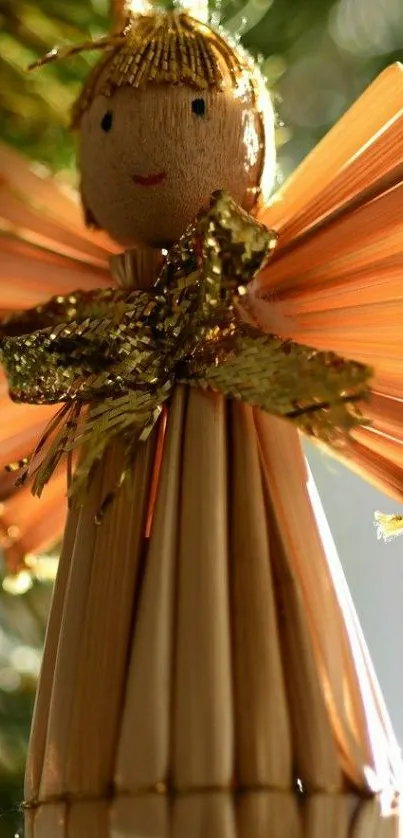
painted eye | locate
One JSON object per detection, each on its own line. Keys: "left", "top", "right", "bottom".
{"left": 192, "top": 98, "right": 206, "bottom": 117}
{"left": 101, "top": 111, "right": 113, "bottom": 132}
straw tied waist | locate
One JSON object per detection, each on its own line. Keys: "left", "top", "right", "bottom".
{"left": 0, "top": 192, "right": 369, "bottom": 504}
{"left": 23, "top": 780, "right": 389, "bottom": 810}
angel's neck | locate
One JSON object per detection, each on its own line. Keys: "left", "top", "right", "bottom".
{"left": 109, "top": 247, "right": 164, "bottom": 291}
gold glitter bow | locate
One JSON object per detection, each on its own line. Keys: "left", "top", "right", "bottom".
{"left": 0, "top": 192, "right": 371, "bottom": 504}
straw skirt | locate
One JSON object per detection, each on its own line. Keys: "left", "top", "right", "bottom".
{"left": 24, "top": 385, "right": 400, "bottom": 836}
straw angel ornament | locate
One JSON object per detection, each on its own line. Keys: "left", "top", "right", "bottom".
{"left": 0, "top": 0, "right": 402, "bottom": 835}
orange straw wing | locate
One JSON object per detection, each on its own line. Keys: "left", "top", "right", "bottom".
{"left": 0, "top": 145, "right": 118, "bottom": 565}
{"left": 258, "top": 63, "right": 403, "bottom": 241}
{"left": 253, "top": 63, "right": 403, "bottom": 500}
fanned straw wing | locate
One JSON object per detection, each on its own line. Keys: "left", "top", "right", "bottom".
{"left": 257, "top": 64, "right": 403, "bottom": 244}
{"left": 0, "top": 473, "right": 68, "bottom": 575}
{"left": 253, "top": 63, "right": 403, "bottom": 501}
{"left": 0, "top": 142, "right": 116, "bottom": 310}
{"left": 0, "top": 145, "right": 115, "bottom": 569}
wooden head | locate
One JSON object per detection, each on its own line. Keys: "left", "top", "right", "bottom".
{"left": 75, "top": 12, "right": 276, "bottom": 248}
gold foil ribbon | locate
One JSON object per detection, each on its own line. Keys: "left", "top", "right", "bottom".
{"left": 0, "top": 192, "right": 371, "bottom": 503}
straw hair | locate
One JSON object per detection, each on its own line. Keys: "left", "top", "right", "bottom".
{"left": 72, "top": 12, "right": 254, "bottom": 127}
{"left": 28, "top": 10, "right": 256, "bottom": 129}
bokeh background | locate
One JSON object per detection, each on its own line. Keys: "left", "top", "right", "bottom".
{"left": 0, "top": 0, "right": 403, "bottom": 834}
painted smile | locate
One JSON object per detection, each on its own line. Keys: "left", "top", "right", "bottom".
{"left": 132, "top": 171, "right": 166, "bottom": 187}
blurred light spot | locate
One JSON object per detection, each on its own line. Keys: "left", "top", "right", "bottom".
{"left": 25, "top": 553, "right": 58, "bottom": 582}
{"left": 10, "top": 645, "right": 41, "bottom": 677}
{"left": 275, "top": 125, "right": 293, "bottom": 147}
{"left": 7, "top": 526, "right": 20, "bottom": 540}
{"left": 0, "top": 626, "right": 12, "bottom": 657}
{"left": 3, "top": 571, "right": 33, "bottom": 596}
{"left": 0, "top": 538, "right": 12, "bottom": 550}
{"left": 127, "top": 0, "right": 152, "bottom": 12}
{"left": 329, "top": 0, "right": 403, "bottom": 56}
{"left": 0, "top": 667, "right": 21, "bottom": 693}
{"left": 31, "top": 161, "right": 51, "bottom": 179}
{"left": 225, "top": 0, "right": 273, "bottom": 37}
{"left": 177, "top": 0, "right": 209, "bottom": 22}
{"left": 261, "top": 55, "right": 288, "bottom": 85}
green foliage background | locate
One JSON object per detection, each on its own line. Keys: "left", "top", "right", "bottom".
{"left": 0, "top": 0, "right": 401, "bottom": 833}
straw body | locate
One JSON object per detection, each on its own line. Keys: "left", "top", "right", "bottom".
{"left": 24, "top": 250, "right": 401, "bottom": 837}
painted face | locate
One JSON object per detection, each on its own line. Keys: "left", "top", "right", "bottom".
{"left": 78, "top": 78, "right": 270, "bottom": 247}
